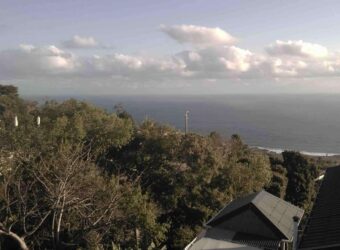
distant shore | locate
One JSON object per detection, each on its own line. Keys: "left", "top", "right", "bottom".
{"left": 252, "top": 146, "right": 340, "bottom": 157}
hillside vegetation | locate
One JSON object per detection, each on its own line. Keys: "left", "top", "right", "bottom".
{"left": 0, "top": 85, "right": 319, "bottom": 249}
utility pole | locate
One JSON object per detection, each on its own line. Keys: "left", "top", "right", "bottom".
{"left": 185, "top": 111, "right": 189, "bottom": 134}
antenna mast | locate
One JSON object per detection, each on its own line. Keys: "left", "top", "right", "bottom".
{"left": 185, "top": 111, "right": 189, "bottom": 134}
{"left": 14, "top": 115, "right": 18, "bottom": 127}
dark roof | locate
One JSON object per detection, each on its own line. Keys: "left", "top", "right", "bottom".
{"left": 299, "top": 166, "right": 340, "bottom": 249}
{"left": 206, "top": 192, "right": 259, "bottom": 224}
{"left": 233, "top": 232, "right": 281, "bottom": 249}
{"left": 187, "top": 227, "right": 274, "bottom": 250}
{"left": 207, "top": 190, "right": 304, "bottom": 240}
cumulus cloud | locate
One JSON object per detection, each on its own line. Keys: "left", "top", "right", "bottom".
{"left": 266, "top": 40, "right": 329, "bottom": 58}
{"left": 161, "top": 25, "right": 237, "bottom": 46}
{"left": 87, "top": 53, "right": 188, "bottom": 80}
{"left": 3, "top": 26, "right": 340, "bottom": 94}
{"left": 176, "top": 45, "right": 264, "bottom": 79}
{"left": 0, "top": 44, "right": 77, "bottom": 79}
{"left": 264, "top": 40, "right": 340, "bottom": 78}
{"left": 1, "top": 41, "right": 339, "bottom": 87}
{"left": 62, "top": 35, "right": 98, "bottom": 48}
{"left": 0, "top": 44, "right": 188, "bottom": 83}
{"left": 219, "top": 46, "right": 254, "bottom": 72}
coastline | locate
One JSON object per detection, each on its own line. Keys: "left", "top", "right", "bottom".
{"left": 252, "top": 146, "right": 340, "bottom": 157}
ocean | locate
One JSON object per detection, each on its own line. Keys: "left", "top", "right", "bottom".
{"left": 30, "top": 94, "right": 340, "bottom": 155}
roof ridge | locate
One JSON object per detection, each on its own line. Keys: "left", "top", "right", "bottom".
{"left": 206, "top": 191, "right": 261, "bottom": 226}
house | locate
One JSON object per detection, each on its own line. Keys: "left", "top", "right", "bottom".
{"left": 185, "top": 190, "right": 304, "bottom": 250}
{"left": 299, "top": 166, "right": 340, "bottom": 250}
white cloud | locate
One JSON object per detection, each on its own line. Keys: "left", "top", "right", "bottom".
{"left": 0, "top": 45, "right": 77, "bottom": 79}
{"left": 271, "top": 58, "right": 307, "bottom": 76}
{"left": 62, "top": 35, "right": 98, "bottom": 48}
{"left": 176, "top": 45, "right": 266, "bottom": 79}
{"left": 161, "top": 25, "right": 236, "bottom": 46}
{"left": 3, "top": 30, "right": 340, "bottom": 94}
{"left": 88, "top": 53, "right": 187, "bottom": 79}
{"left": 266, "top": 40, "right": 329, "bottom": 58}
{"left": 0, "top": 44, "right": 188, "bottom": 83}
{"left": 219, "top": 46, "right": 254, "bottom": 72}
{"left": 1, "top": 42, "right": 339, "bottom": 87}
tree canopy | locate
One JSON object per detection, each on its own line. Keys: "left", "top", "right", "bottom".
{"left": 0, "top": 85, "right": 319, "bottom": 249}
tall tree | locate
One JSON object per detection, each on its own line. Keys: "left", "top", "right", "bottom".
{"left": 282, "top": 151, "right": 318, "bottom": 208}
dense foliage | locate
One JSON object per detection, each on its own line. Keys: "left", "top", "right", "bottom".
{"left": 0, "top": 85, "right": 318, "bottom": 249}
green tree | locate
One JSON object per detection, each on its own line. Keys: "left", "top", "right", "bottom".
{"left": 0, "top": 85, "right": 277, "bottom": 249}
{"left": 282, "top": 151, "right": 318, "bottom": 209}
{"left": 266, "top": 162, "right": 288, "bottom": 198}
{"left": 105, "top": 123, "right": 272, "bottom": 249}
{"left": 0, "top": 85, "right": 18, "bottom": 97}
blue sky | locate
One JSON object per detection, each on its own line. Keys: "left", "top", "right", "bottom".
{"left": 2, "top": 0, "right": 340, "bottom": 95}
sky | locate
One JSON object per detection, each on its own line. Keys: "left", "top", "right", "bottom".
{"left": 2, "top": 0, "right": 340, "bottom": 95}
